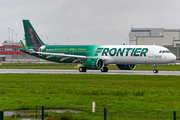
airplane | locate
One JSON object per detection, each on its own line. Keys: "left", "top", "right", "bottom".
{"left": 20, "top": 20, "right": 177, "bottom": 73}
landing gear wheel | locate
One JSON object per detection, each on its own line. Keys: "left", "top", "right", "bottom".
{"left": 79, "top": 67, "right": 87, "bottom": 72}
{"left": 153, "top": 70, "right": 158, "bottom": 73}
{"left": 101, "top": 67, "right": 108, "bottom": 72}
{"left": 153, "top": 65, "right": 158, "bottom": 73}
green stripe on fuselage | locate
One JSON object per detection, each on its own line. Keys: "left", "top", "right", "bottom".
{"left": 43, "top": 45, "right": 103, "bottom": 57}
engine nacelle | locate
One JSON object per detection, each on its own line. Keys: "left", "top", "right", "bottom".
{"left": 117, "top": 64, "right": 136, "bottom": 70}
{"left": 85, "top": 58, "right": 104, "bottom": 70}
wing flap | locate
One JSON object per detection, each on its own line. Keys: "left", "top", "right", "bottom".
{"left": 60, "top": 57, "right": 71, "bottom": 61}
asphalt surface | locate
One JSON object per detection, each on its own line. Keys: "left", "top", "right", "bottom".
{"left": 0, "top": 69, "right": 179, "bottom": 75}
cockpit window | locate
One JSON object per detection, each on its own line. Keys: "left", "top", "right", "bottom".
{"left": 159, "top": 50, "right": 171, "bottom": 53}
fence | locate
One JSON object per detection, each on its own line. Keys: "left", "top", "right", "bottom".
{"left": 0, "top": 54, "right": 48, "bottom": 63}
{"left": 35, "top": 105, "right": 180, "bottom": 120}
{"left": 1, "top": 106, "right": 179, "bottom": 119}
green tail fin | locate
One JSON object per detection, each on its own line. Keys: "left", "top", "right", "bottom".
{"left": 23, "top": 20, "right": 45, "bottom": 51}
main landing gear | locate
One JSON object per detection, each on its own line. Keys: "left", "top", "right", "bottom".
{"left": 79, "top": 67, "right": 87, "bottom": 72}
{"left": 153, "top": 65, "right": 158, "bottom": 73}
{"left": 79, "top": 66, "right": 109, "bottom": 72}
{"left": 101, "top": 67, "right": 108, "bottom": 72}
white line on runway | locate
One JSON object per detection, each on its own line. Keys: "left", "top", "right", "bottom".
{"left": 0, "top": 69, "right": 179, "bottom": 75}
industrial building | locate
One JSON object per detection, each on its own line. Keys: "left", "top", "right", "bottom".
{"left": 0, "top": 41, "right": 46, "bottom": 62}
{"left": 129, "top": 28, "right": 164, "bottom": 41}
{"left": 129, "top": 28, "right": 180, "bottom": 60}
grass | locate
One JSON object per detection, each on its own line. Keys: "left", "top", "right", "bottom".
{"left": 0, "top": 74, "right": 180, "bottom": 119}
{"left": 0, "top": 63, "right": 76, "bottom": 69}
{"left": 0, "top": 63, "right": 180, "bottom": 71}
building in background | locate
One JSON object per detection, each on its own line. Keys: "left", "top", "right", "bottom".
{"left": 2, "top": 41, "right": 22, "bottom": 46}
{"left": 0, "top": 41, "right": 46, "bottom": 62}
{"left": 129, "top": 28, "right": 164, "bottom": 42}
{"left": 129, "top": 28, "right": 180, "bottom": 60}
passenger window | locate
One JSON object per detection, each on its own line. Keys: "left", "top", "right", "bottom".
{"left": 159, "top": 51, "right": 162, "bottom": 53}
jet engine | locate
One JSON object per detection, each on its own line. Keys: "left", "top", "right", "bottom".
{"left": 84, "top": 58, "right": 104, "bottom": 70}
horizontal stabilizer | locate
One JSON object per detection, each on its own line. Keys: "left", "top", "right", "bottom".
{"left": 26, "top": 49, "right": 35, "bottom": 53}
{"left": 20, "top": 40, "right": 35, "bottom": 53}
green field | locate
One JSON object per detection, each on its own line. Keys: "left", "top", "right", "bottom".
{"left": 0, "top": 63, "right": 180, "bottom": 71}
{"left": 1, "top": 74, "right": 180, "bottom": 119}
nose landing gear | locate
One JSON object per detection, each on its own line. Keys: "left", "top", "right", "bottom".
{"left": 153, "top": 65, "right": 158, "bottom": 73}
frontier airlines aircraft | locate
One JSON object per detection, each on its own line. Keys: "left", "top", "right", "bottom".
{"left": 20, "top": 20, "right": 176, "bottom": 73}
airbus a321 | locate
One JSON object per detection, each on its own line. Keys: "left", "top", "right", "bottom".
{"left": 20, "top": 20, "right": 176, "bottom": 73}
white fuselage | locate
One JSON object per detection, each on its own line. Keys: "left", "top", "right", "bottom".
{"left": 99, "top": 45, "right": 176, "bottom": 65}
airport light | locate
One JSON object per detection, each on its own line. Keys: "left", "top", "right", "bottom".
{"left": 8, "top": 28, "right": 11, "bottom": 41}
{"left": 11, "top": 29, "right": 14, "bottom": 42}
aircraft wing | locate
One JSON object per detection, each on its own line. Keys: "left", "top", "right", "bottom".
{"left": 36, "top": 52, "right": 90, "bottom": 62}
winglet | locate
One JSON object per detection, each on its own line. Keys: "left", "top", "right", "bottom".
{"left": 20, "top": 40, "right": 27, "bottom": 50}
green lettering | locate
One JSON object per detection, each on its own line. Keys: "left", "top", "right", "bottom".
{"left": 131, "top": 48, "right": 135, "bottom": 56}
{"left": 109, "top": 48, "right": 117, "bottom": 56}
{"left": 126, "top": 48, "right": 132, "bottom": 56}
{"left": 116, "top": 48, "right": 125, "bottom": 56}
{"left": 140, "top": 48, "right": 148, "bottom": 57}
{"left": 102, "top": 48, "right": 109, "bottom": 56}
{"left": 134, "top": 48, "right": 142, "bottom": 56}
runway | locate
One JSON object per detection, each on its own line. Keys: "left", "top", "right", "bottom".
{"left": 0, "top": 69, "right": 179, "bottom": 75}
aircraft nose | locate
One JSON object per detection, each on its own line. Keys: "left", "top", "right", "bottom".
{"left": 169, "top": 54, "right": 176, "bottom": 62}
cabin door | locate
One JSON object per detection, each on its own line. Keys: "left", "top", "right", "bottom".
{"left": 148, "top": 47, "right": 154, "bottom": 58}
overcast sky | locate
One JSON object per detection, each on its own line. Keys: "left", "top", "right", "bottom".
{"left": 0, "top": 0, "right": 180, "bottom": 45}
